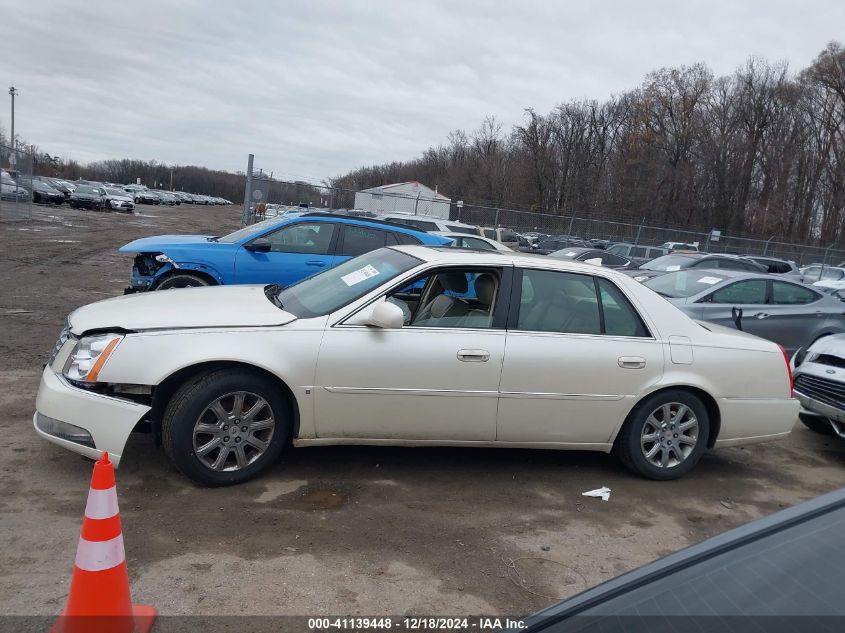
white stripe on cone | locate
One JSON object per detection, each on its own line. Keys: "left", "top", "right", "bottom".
{"left": 75, "top": 534, "right": 126, "bottom": 572}
{"left": 84, "top": 486, "right": 119, "bottom": 520}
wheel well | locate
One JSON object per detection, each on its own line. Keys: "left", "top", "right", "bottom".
{"left": 617, "top": 385, "right": 722, "bottom": 449}
{"left": 147, "top": 361, "right": 300, "bottom": 443}
{"left": 152, "top": 269, "right": 218, "bottom": 289}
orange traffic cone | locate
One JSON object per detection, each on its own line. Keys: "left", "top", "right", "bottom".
{"left": 52, "top": 452, "right": 156, "bottom": 633}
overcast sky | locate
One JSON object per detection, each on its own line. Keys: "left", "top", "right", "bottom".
{"left": 2, "top": 0, "right": 843, "bottom": 182}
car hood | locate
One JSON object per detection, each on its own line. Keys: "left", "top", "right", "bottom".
{"left": 808, "top": 332, "right": 845, "bottom": 354}
{"left": 69, "top": 285, "right": 296, "bottom": 334}
{"left": 119, "top": 235, "right": 217, "bottom": 252}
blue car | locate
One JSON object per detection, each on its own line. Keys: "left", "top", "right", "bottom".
{"left": 120, "top": 212, "right": 451, "bottom": 291}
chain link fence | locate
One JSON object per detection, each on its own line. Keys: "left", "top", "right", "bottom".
{"left": 0, "top": 143, "right": 33, "bottom": 221}
{"left": 241, "top": 172, "right": 845, "bottom": 267}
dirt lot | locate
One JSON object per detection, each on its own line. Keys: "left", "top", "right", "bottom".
{"left": 1, "top": 203, "right": 844, "bottom": 619}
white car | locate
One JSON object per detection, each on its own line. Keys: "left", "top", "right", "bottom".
{"left": 432, "top": 231, "right": 512, "bottom": 252}
{"left": 34, "top": 247, "right": 798, "bottom": 485}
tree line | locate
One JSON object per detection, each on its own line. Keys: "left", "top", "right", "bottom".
{"left": 329, "top": 42, "right": 845, "bottom": 244}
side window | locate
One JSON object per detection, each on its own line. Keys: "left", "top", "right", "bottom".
{"left": 772, "top": 281, "right": 818, "bottom": 305}
{"left": 598, "top": 279, "right": 650, "bottom": 337}
{"left": 709, "top": 280, "right": 767, "bottom": 304}
{"left": 516, "top": 269, "right": 601, "bottom": 335}
{"left": 483, "top": 228, "right": 496, "bottom": 239}
{"left": 648, "top": 248, "right": 665, "bottom": 258}
{"left": 631, "top": 246, "right": 647, "bottom": 258}
{"left": 389, "top": 268, "right": 502, "bottom": 329}
{"left": 404, "top": 219, "right": 438, "bottom": 231}
{"left": 339, "top": 225, "right": 390, "bottom": 256}
{"left": 600, "top": 253, "right": 629, "bottom": 266}
{"left": 462, "top": 237, "right": 496, "bottom": 251}
{"left": 608, "top": 244, "right": 627, "bottom": 256}
{"left": 265, "top": 222, "right": 336, "bottom": 254}
{"left": 392, "top": 231, "right": 421, "bottom": 245}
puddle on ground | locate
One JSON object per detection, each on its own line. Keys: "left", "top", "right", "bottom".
{"left": 301, "top": 489, "right": 347, "bottom": 509}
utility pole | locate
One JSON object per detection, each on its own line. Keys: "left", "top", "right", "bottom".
{"left": 169, "top": 167, "right": 174, "bottom": 191}
{"left": 241, "top": 154, "right": 254, "bottom": 227}
{"left": 9, "top": 86, "right": 18, "bottom": 165}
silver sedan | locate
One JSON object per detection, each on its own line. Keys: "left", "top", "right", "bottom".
{"left": 643, "top": 269, "right": 845, "bottom": 355}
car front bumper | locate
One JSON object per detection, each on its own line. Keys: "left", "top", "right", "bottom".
{"left": 794, "top": 390, "right": 845, "bottom": 438}
{"left": 33, "top": 365, "right": 150, "bottom": 466}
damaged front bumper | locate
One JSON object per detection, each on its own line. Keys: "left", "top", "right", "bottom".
{"left": 124, "top": 254, "right": 174, "bottom": 293}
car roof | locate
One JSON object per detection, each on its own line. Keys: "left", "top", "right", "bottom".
{"left": 273, "top": 213, "right": 449, "bottom": 242}
{"left": 390, "top": 244, "right": 620, "bottom": 276}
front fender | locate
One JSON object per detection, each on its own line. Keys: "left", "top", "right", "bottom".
{"left": 153, "top": 260, "right": 226, "bottom": 286}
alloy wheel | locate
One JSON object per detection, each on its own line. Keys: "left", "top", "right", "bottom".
{"left": 192, "top": 391, "right": 275, "bottom": 471}
{"left": 640, "top": 402, "right": 699, "bottom": 468}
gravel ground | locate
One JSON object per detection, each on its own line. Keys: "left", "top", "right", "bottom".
{"left": 1, "top": 203, "right": 844, "bottom": 620}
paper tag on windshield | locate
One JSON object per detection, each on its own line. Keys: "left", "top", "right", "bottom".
{"left": 341, "top": 264, "right": 380, "bottom": 286}
{"left": 696, "top": 276, "right": 722, "bottom": 285}
{"left": 665, "top": 265, "right": 681, "bottom": 271}
{"left": 564, "top": 251, "right": 576, "bottom": 257}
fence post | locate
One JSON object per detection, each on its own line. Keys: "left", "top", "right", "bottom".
{"left": 634, "top": 219, "right": 644, "bottom": 245}
{"left": 763, "top": 236, "right": 774, "bottom": 255}
{"left": 241, "top": 154, "right": 254, "bottom": 227}
{"left": 566, "top": 214, "right": 575, "bottom": 241}
{"left": 494, "top": 207, "right": 500, "bottom": 228}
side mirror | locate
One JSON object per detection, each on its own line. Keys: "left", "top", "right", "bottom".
{"left": 246, "top": 238, "right": 271, "bottom": 253}
{"left": 346, "top": 300, "right": 404, "bottom": 329}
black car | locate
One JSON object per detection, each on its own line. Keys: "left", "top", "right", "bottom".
{"left": 30, "top": 179, "right": 65, "bottom": 205}
{"left": 133, "top": 190, "right": 161, "bottom": 205}
{"left": 624, "top": 253, "right": 767, "bottom": 281}
{"left": 69, "top": 185, "right": 106, "bottom": 210}
{"left": 525, "top": 236, "right": 589, "bottom": 255}
{"left": 517, "top": 488, "right": 845, "bottom": 632}
{"left": 548, "top": 247, "right": 634, "bottom": 269}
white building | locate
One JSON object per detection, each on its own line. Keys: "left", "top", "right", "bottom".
{"left": 354, "top": 181, "right": 451, "bottom": 219}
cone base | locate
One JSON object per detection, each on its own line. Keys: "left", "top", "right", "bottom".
{"left": 51, "top": 605, "right": 157, "bottom": 633}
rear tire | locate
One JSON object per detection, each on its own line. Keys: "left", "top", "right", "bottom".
{"left": 616, "top": 390, "right": 710, "bottom": 480}
{"left": 162, "top": 368, "right": 290, "bottom": 486}
{"left": 799, "top": 412, "right": 835, "bottom": 435}
{"left": 155, "top": 274, "right": 211, "bottom": 290}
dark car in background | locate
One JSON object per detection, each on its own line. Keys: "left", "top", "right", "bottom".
{"left": 30, "top": 179, "right": 65, "bottom": 205}
{"left": 527, "top": 235, "right": 588, "bottom": 255}
{"left": 643, "top": 269, "right": 845, "bottom": 354}
{"left": 626, "top": 252, "right": 767, "bottom": 281}
{"left": 607, "top": 242, "right": 668, "bottom": 266}
{"left": 548, "top": 247, "right": 634, "bottom": 269}
{"left": 69, "top": 184, "right": 106, "bottom": 210}
{"left": 517, "top": 489, "right": 845, "bottom": 632}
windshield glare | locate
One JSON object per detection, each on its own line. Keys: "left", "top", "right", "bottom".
{"left": 276, "top": 248, "right": 422, "bottom": 318}
{"left": 644, "top": 270, "right": 726, "bottom": 298}
{"left": 640, "top": 254, "right": 696, "bottom": 272}
{"left": 217, "top": 218, "right": 286, "bottom": 243}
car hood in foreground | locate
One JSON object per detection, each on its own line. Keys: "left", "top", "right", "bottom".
{"left": 69, "top": 285, "right": 296, "bottom": 334}
{"left": 119, "top": 235, "right": 217, "bottom": 252}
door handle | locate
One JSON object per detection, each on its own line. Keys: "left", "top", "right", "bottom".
{"left": 618, "top": 356, "right": 646, "bottom": 369}
{"left": 753, "top": 312, "right": 770, "bottom": 319}
{"left": 457, "top": 349, "right": 490, "bottom": 362}
{"left": 306, "top": 260, "right": 326, "bottom": 267}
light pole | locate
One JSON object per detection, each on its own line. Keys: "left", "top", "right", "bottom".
{"left": 8, "top": 86, "right": 18, "bottom": 165}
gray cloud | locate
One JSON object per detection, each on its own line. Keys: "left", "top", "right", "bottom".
{"left": 2, "top": 0, "right": 842, "bottom": 180}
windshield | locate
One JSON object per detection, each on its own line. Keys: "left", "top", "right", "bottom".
{"left": 643, "top": 270, "right": 727, "bottom": 298}
{"left": 216, "top": 218, "right": 284, "bottom": 243}
{"left": 639, "top": 254, "right": 697, "bottom": 272}
{"left": 106, "top": 188, "right": 125, "bottom": 196}
{"left": 275, "top": 248, "right": 422, "bottom": 318}
{"left": 75, "top": 185, "right": 96, "bottom": 194}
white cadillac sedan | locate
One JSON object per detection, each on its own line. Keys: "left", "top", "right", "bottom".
{"left": 34, "top": 246, "right": 798, "bottom": 485}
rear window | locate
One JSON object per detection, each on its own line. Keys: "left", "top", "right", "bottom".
{"left": 446, "top": 224, "right": 476, "bottom": 235}
{"left": 640, "top": 254, "right": 696, "bottom": 272}
{"left": 643, "top": 270, "right": 728, "bottom": 298}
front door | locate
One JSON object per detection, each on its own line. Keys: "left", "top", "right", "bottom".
{"left": 233, "top": 221, "right": 339, "bottom": 287}
{"left": 497, "top": 269, "right": 664, "bottom": 444}
{"left": 313, "top": 266, "right": 510, "bottom": 440}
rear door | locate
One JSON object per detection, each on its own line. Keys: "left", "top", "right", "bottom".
{"left": 697, "top": 279, "right": 769, "bottom": 333}
{"left": 497, "top": 268, "right": 663, "bottom": 444}
{"left": 233, "top": 220, "right": 339, "bottom": 287}
{"left": 754, "top": 281, "right": 829, "bottom": 354}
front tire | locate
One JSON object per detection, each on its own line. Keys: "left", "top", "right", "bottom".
{"left": 162, "top": 369, "right": 290, "bottom": 485}
{"left": 616, "top": 390, "right": 710, "bottom": 480}
{"left": 799, "top": 412, "right": 835, "bottom": 435}
{"left": 155, "top": 274, "right": 211, "bottom": 290}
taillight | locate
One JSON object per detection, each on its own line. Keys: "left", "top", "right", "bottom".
{"left": 778, "top": 344, "right": 793, "bottom": 398}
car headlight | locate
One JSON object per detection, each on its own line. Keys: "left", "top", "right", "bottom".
{"left": 64, "top": 334, "right": 124, "bottom": 383}
{"left": 48, "top": 318, "right": 72, "bottom": 366}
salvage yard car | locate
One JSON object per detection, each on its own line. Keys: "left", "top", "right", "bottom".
{"left": 120, "top": 213, "right": 450, "bottom": 291}
{"left": 792, "top": 333, "right": 845, "bottom": 438}
{"left": 643, "top": 269, "right": 845, "bottom": 355}
{"left": 626, "top": 253, "right": 767, "bottom": 281}
{"left": 34, "top": 246, "right": 798, "bottom": 486}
